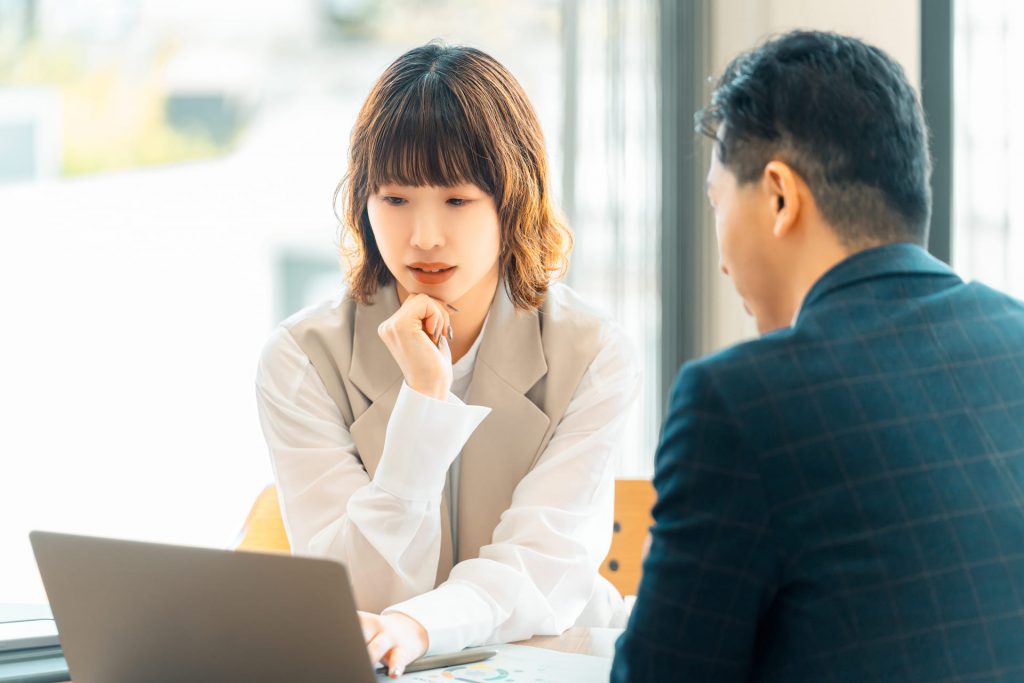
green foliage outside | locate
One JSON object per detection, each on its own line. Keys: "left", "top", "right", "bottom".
{"left": 0, "top": 41, "right": 234, "bottom": 177}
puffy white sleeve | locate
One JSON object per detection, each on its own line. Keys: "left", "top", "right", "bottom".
{"left": 255, "top": 326, "right": 489, "bottom": 613}
{"left": 383, "top": 322, "right": 641, "bottom": 654}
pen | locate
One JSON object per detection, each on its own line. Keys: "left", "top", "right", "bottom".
{"left": 379, "top": 648, "right": 498, "bottom": 675}
{"left": 433, "top": 302, "right": 457, "bottom": 347}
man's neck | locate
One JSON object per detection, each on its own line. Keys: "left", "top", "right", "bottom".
{"left": 787, "top": 241, "right": 861, "bottom": 325}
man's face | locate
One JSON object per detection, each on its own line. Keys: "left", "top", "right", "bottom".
{"left": 706, "top": 148, "right": 790, "bottom": 334}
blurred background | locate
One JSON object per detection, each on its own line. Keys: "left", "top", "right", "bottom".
{"left": 0, "top": 0, "right": 1018, "bottom": 603}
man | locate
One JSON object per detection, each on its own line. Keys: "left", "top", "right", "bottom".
{"left": 612, "top": 31, "right": 1024, "bottom": 682}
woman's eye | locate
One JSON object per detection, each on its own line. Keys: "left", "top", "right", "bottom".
{"left": 447, "top": 198, "right": 468, "bottom": 206}
{"left": 382, "top": 196, "right": 406, "bottom": 206}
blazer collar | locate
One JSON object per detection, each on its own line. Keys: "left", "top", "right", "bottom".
{"left": 349, "top": 284, "right": 403, "bottom": 402}
{"left": 348, "top": 281, "right": 548, "bottom": 401}
{"left": 346, "top": 280, "right": 552, "bottom": 573}
{"left": 473, "top": 282, "right": 547, "bottom": 394}
{"left": 797, "top": 242, "right": 958, "bottom": 321}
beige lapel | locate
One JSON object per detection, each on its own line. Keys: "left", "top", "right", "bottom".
{"left": 458, "top": 285, "right": 551, "bottom": 562}
{"left": 345, "top": 283, "right": 552, "bottom": 580}
{"left": 347, "top": 284, "right": 455, "bottom": 585}
{"left": 348, "top": 284, "right": 402, "bottom": 479}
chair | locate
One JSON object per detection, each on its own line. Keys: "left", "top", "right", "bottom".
{"left": 601, "top": 479, "right": 656, "bottom": 596}
{"left": 237, "top": 479, "right": 655, "bottom": 596}
{"left": 235, "top": 485, "right": 289, "bottom": 554}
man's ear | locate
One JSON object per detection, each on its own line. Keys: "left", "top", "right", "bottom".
{"left": 763, "top": 160, "right": 802, "bottom": 238}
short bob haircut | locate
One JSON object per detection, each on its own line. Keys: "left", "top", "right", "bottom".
{"left": 336, "top": 42, "right": 572, "bottom": 311}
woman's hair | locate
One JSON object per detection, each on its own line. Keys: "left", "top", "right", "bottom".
{"left": 336, "top": 42, "right": 572, "bottom": 310}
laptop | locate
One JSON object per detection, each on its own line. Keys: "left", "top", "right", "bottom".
{"left": 29, "top": 531, "right": 377, "bottom": 683}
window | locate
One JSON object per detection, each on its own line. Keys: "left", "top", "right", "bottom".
{"left": 562, "top": 0, "right": 659, "bottom": 475}
{"left": 954, "top": 0, "right": 1024, "bottom": 294}
{"left": 0, "top": 0, "right": 660, "bottom": 603}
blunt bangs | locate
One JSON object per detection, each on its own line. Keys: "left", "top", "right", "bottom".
{"left": 365, "top": 74, "right": 496, "bottom": 195}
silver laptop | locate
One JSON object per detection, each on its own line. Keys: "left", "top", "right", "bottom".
{"left": 30, "top": 531, "right": 377, "bottom": 683}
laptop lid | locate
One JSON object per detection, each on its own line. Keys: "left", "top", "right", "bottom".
{"left": 29, "top": 531, "right": 376, "bottom": 683}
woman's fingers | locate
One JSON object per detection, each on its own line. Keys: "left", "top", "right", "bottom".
{"left": 423, "top": 298, "right": 451, "bottom": 347}
{"left": 437, "top": 300, "right": 452, "bottom": 344}
{"left": 406, "top": 294, "right": 442, "bottom": 345}
{"left": 357, "top": 611, "right": 378, "bottom": 642}
{"left": 366, "top": 630, "right": 396, "bottom": 667}
{"left": 397, "top": 292, "right": 456, "bottom": 346}
{"left": 376, "top": 292, "right": 456, "bottom": 399}
{"left": 360, "top": 611, "right": 392, "bottom": 667}
{"left": 382, "top": 645, "right": 415, "bottom": 679}
{"left": 424, "top": 302, "right": 440, "bottom": 346}
{"left": 442, "top": 304, "right": 452, "bottom": 344}
{"left": 435, "top": 300, "right": 449, "bottom": 345}
{"left": 356, "top": 612, "right": 429, "bottom": 678}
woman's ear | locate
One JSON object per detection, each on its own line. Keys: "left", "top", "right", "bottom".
{"left": 763, "top": 160, "right": 802, "bottom": 239}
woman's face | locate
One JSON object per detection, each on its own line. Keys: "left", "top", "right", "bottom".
{"left": 366, "top": 183, "right": 502, "bottom": 305}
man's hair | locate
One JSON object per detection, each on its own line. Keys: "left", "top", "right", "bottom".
{"left": 337, "top": 41, "right": 572, "bottom": 310}
{"left": 696, "top": 30, "right": 932, "bottom": 246}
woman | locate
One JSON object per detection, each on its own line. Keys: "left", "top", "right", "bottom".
{"left": 256, "top": 42, "right": 639, "bottom": 677}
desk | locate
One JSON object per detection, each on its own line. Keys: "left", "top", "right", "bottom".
{"left": 58, "top": 628, "right": 623, "bottom": 682}
{"left": 517, "top": 627, "right": 622, "bottom": 658}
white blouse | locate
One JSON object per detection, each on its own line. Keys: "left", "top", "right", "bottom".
{"left": 255, "top": 297, "right": 640, "bottom": 655}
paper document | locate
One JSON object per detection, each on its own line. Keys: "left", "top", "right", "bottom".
{"left": 0, "top": 605, "right": 59, "bottom": 653}
{"left": 0, "top": 621, "right": 59, "bottom": 653}
{"left": 377, "top": 643, "right": 611, "bottom": 682}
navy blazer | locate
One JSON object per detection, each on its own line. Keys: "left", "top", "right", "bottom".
{"left": 612, "top": 244, "right": 1024, "bottom": 682}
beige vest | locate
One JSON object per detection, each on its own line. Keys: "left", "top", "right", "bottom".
{"left": 286, "top": 281, "right": 606, "bottom": 587}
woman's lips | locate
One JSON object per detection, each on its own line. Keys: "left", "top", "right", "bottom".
{"left": 408, "top": 264, "right": 457, "bottom": 285}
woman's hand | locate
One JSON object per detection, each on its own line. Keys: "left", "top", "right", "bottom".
{"left": 377, "top": 293, "right": 454, "bottom": 400}
{"left": 359, "top": 610, "right": 429, "bottom": 678}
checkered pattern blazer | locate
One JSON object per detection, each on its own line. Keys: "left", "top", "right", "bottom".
{"left": 612, "top": 244, "right": 1024, "bottom": 682}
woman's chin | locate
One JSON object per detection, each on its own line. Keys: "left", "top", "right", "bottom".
{"left": 396, "top": 275, "right": 461, "bottom": 302}
{"left": 394, "top": 269, "right": 498, "bottom": 308}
